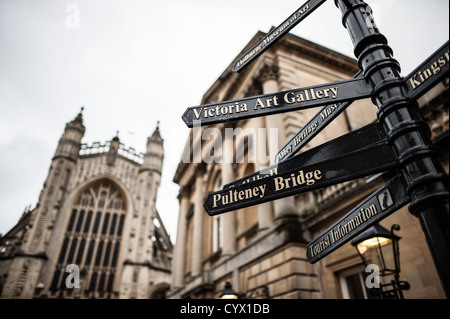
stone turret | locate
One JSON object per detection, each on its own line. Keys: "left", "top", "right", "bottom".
{"left": 119, "top": 122, "right": 166, "bottom": 298}
{"left": 1, "top": 108, "right": 86, "bottom": 298}
{"left": 53, "top": 108, "right": 85, "bottom": 162}
{"left": 140, "top": 122, "right": 164, "bottom": 174}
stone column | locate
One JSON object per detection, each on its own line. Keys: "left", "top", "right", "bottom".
{"left": 173, "top": 187, "right": 190, "bottom": 287}
{"left": 260, "top": 64, "right": 298, "bottom": 220}
{"left": 247, "top": 82, "right": 274, "bottom": 231}
{"left": 253, "top": 115, "right": 274, "bottom": 231}
{"left": 221, "top": 124, "right": 236, "bottom": 256}
{"left": 191, "top": 164, "right": 205, "bottom": 276}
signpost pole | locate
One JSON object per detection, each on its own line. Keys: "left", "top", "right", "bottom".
{"left": 334, "top": 0, "right": 449, "bottom": 297}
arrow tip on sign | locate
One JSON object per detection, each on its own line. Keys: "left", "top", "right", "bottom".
{"left": 181, "top": 109, "right": 193, "bottom": 128}
{"left": 232, "top": 64, "right": 241, "bottom": 73}
{"left": 203, "top": 194, "right": 216, "bottom": 216}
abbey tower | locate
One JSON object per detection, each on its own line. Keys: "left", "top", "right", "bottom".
{"left": 0, "top": 110, "right": 172, "bottom": 299}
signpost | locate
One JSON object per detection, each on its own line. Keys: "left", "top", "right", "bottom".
{"left": 204, "top": 143, "right": 396, "bottom": 216}
{"left": 181, "top": 0, "right": 449, "bottom": 296}
{"left": 232, "top": 0, "right": 327, "bottom": 73}
{"left": 182, "top": 77, "right": 371, "bottom": 128}
{"left": 336, "top": 0, "right": 449, "bottom": 297}
{"left": 307, "top": 174, "right": 410, "bottom": 263}
{"left": 275, "top": 71, "right": 362, "bottom": 163}
{"left": 223, "top": 121, "right": 386, "bottom": 189}
{"left": 403, "top": 41, "right": 449, "bottom": 101}
{"left": 275, "top": 40, "right": 449, "bottom": 164}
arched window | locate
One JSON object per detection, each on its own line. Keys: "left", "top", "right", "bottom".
{"left": 52, "top": 180, "right": 126, "bottom": 297}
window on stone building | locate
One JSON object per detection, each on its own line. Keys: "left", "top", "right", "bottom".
{"left": 338, "top": 266, "right": 377, "bottom": 299}
{"left": 83, "top": 211, "right": 92, "bottom": 233}
{"left": 184, "top": 205, "right": 194, "bottom": 280}
{"left": 50, "top": 180, "right": 126, "bottom": 297}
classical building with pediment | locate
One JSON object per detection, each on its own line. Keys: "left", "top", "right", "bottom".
{"left": 169, "top": 31, "right": 448, "bottom": 299}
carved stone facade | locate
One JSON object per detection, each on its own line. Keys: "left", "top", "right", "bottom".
{"left": 169, "top": 31, "right": 448, "bottom": 299}
{"left": 0, "top": 112, "right": 173, "bottom": 299}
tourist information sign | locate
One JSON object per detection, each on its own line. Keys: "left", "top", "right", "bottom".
{"left": 182, "top": 77, "right": 371, "bottom": 128}
{"left": 403, "top": 40, "right": 449, "bottom": 100}
{"left": 307, "top": 174, "right": 411, "bottom": 263}
{"left": 232, "top": 0, "right": 327, "bottom": 73}
{"left": 204, "top": 141, "right": 397, "bottom": 216}
{"left": 223, "top": 121, "right": 386, "bottom": 189}
{"left": 275, "top": 71, "right": 363, "bottom": 163}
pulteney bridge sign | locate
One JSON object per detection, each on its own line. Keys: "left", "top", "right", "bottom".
{"left": 181, "top": 0, "right": 449, "bottom": 294}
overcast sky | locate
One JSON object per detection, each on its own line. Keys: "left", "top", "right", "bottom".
{"left": 0, "top": 0, "right": 448, "bottom": 242}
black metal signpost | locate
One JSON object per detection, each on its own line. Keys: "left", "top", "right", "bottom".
{"left": 181, "top": 0, "right": 449, "bottom": 297}
{"left": 334, "top": 0, "right": 449, "bottom": 297}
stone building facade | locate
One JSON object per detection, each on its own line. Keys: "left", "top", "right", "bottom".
{"left": 169, "top": 31, "right": 448, "bottom": 299}
{"left": 0, "top": 111, "right": 173, "bottom": 299}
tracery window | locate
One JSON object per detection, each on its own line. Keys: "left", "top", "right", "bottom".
{"left": 50, "top": 180, "right": 126, "bottom": 297}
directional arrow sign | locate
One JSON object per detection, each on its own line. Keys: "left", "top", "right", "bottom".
{"left": 232, "top": 0, "right": 327, "bottom": 73}
{"left": 275, "top": 71, "right": 363, "bottom": 163}
{"left": 306, "top": 174, "right": 411, "bottom": 264}
{"left": 182, "top": 77, "right": 372, "bottom": 128}
{"left": 403, "top": 40, "right": 449, "bottom": 100}
{"left": 224, "top": 121, "right": 386, "bottom": 189}
{"left": 204, "top": 140, "right": 397, "bottom": 216}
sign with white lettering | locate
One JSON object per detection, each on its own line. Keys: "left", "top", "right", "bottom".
{"left": 224, "top": 121, "right": 386, "bottom": 189}
{"left": 232, "top": 0, "right": 327, "bottom": 73}
{"left": 275, "top": 71, "right": 363, "bottom": 163}
{"left": 182, "top": 78, "right": 372, "bottom": 128}
{"left": 403, "top": 41, "right": 449, "bottom": 100}
{"left": 306, "top": 174, "right": 411, "bottom": 263}
{"left": 204, "top": 141, "right": 397, "bottom": 216}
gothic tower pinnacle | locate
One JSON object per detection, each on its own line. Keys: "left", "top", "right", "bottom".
{"left": 140, "top": 121, "right": 164, "bottom": 174}
{"left": 54, "top": 107, "right": 86, "bottom": 162}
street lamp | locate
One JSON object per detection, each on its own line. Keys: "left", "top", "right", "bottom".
{"left": 352, "top": 224, "right": 410, "bottom": 299}
{"left": 219, "top": 282, "right": 239, "bottom": 299}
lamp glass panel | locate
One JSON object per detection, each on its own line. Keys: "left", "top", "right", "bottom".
{"left": 380, "top": 241, "right": 396, "bottom": 271}
{"left": 357, "top": 237, "right": 392, "bottom": 271}
{"left": 220, "top": 294, "right": 239, "bottom": 299}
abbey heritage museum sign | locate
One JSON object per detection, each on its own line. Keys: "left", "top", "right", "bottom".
{"left": 275, "top": 70, "right": 363, "bottom": 163}
{"left": 181, "top": 0, "right": 449, "bottom": 294}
